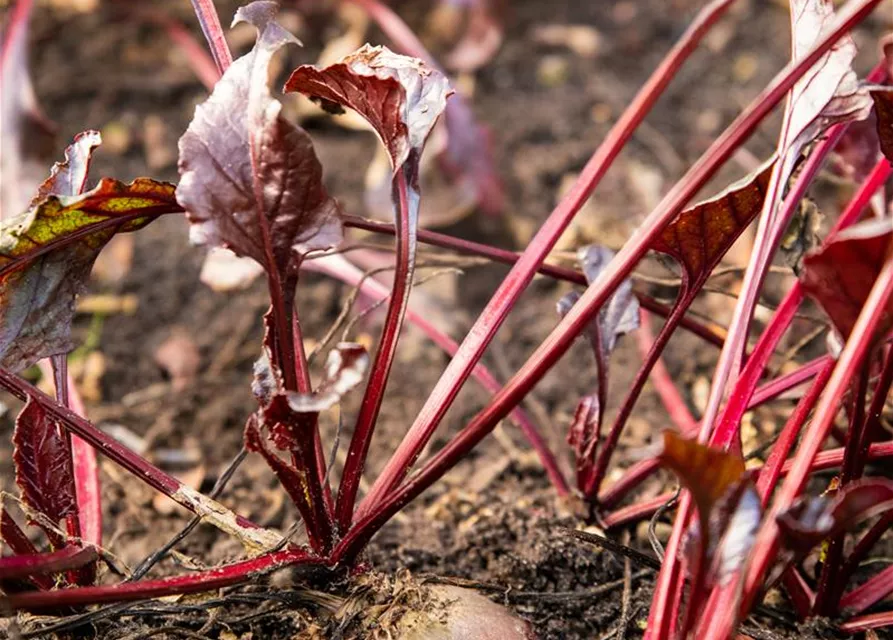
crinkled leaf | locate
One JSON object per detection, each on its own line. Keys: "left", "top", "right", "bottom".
{"left": 577, "top": 245, "right": 639, "bottom": 353}
{"left": 651, "top": 160, "right": 774, "bottom": 283}
{"left": 177, "top": 1, "right": 342, "bottom": 279}
{"left": 0, "top": 177, "right": 175, "bottom": 371}
{"left": 870, "top": 89, "right": 893, "bottom": 163}
{"left": 779, "top": 0, "right": 872, "bottom": 181}
{"left": 286, "top": 342, "right": 368, "bottom": 413}
{"left": 31, "top": 131, "right": 102, "bottom": 205}
{"left": 0, "top": 0, "right": 56, "bottom": 222}
{"left": 832, "top": 115, "right": 880, "bottom": 183}
{"left": 12, "top": 398, "right": 77, "bottom": 537}
{"left": 284, "top": 44, "right": 452, "bottom": 171}
{"left": 800, "top": 217, "right": 893, "bottom": 339}
{"left": 777, "top": 479, "right": 893, "bottom": 549}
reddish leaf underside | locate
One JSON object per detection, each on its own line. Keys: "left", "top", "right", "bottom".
{"left": 284, "top": 43, "right": 452, "bottom": 170}
{"left": 12, "top": 398, "right": 77, "bottom": 541}
{"left": 176, "top": 1, "right": 342, "bottom": 278}
{"left": 0, "top": 177, "right": 175, "bottom": 371}
{"left": 800, "top": 217, "right": 893, "bottom": 339}
{"left": 650, "top": 160, "right": 774, "bottom": 283}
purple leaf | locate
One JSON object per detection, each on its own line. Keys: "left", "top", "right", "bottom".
{"left": 176, "top": 1, "right": 343, "bottom": 278}
{"left": 285, "top": 43, "right": 452, "bottom": 171}
{"left": 286, "top": 342, "right": 369, "bottom": 413}
{"left": 12, "top": 398, "right": 78, "bottom": 542}
{"left": 800, "top": 217, "right": 893, "bottom": 340}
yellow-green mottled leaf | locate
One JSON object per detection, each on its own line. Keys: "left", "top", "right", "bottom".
{"left": 0, "top": 177, "right": 177, "bottom": 371}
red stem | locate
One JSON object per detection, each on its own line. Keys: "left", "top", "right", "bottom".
{"left": 840, "top": 611, "right": 893, "bottom": 633}
{"left": 188, "top": 0, "right": 233, "bottom": 74}
{"left": 2, "top": 548, "right": 321, "bottom": 612}
{"left": 839, "top": 563, "right": 893, "bottom": 615}
{"left": 355, "top": 0, "right": 739, "bottom": 523}
{"left": 584, "top": 290, "right": 697, "bottom": 497}
{"left": 336, "top": 168, "right": 418, "bottom": 530}
{"left": 0, "top": 545, "right": 97, "bottom": 581}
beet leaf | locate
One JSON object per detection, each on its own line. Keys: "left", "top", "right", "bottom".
{"left": 177, "top": 1, "right": 342, "bottom": 281}
{"left": 800, "top": 217, "right": 893, "bottom": 340}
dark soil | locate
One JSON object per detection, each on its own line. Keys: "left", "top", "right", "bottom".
{"left": 2, "top": 0, "right": 892, "bottom": 638}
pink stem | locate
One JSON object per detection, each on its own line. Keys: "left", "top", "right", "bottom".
{"left": 188, "top": 0, "right": 232, "bottom": 74}
{"left": 2, "top": 548, "right": 321, "bottom": 612}
{"left": 356, "top": 0, "right": 740, "bottom": 523}
{"left": 729, "top": 251, "right": 893, "bottom": 639}
{"left": 839, "top": 611, "right": 893, "bottom": 633}
{"left": 337, "top": 168, "right": 418, "bottom": 530}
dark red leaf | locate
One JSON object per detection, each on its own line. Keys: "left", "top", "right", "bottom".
{"left": 567, "top": 394, "right": 599, "bottom": 465}
{"left": 176, "top": 1, "right": 342, "bottom": 278}
{"left": 800, "top": 217, "right": 893, "bottom": 339}
{"left": 870, "top": 90, "right": 893, "bottom": 163}
{"left": 650, "top": 161, "right": 774, "bottom": 284}
{"left": 285, "top": 43, "right": 452, "bottom": 171}
{"left": 12, "top": 398, "right": 78, "bottom": 540}
{"left": 0, "top": 177, "right": 176, "bottom": 371}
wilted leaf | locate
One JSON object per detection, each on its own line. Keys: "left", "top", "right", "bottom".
{"left": 651, "top": 160, "right": 774, "bottom": 283}
{"left": 286, "top": 342, "right": 368, "bottom": 413}
{"left": 154, "top": 328, "right": 201, "bottom": 391}
{"left": 870, "top": 89, "right": 893, "bottom": 163}
{"left": 12, "top": 398, "right": 77, "bottom": 542}
{"left": 285, "top": 44, "right": 452, "bottom": 171}
{"left": 567, "top": 394, "right": 599, "bottom": 467}
{"left": 0, "top": 0, "right": 56, "bottom": 221}
{"left": 800, "top": 217, "right": 893, "bottom": 339}
{"left": 177, "top": 1, "right": 342, "bottom": 279}
{"left": 0, "top": 177, "right": 175, "bottom": 371}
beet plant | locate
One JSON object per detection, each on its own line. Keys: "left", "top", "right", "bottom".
{"left": 1, "top": 0, "right": 893, "bottom": 637}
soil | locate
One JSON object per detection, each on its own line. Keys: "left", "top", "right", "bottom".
{"left": 2, "top": 0, "right": 892, "bottom": 639}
